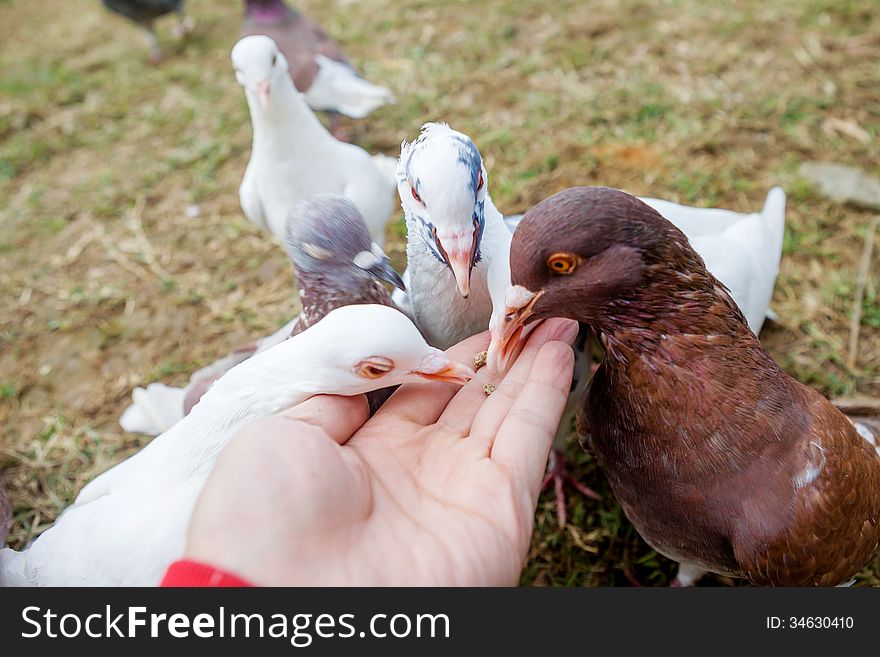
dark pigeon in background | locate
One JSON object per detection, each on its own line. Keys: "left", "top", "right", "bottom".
{"left": 101, "top": 0, "right": 194, "bottom": 63}
{"left": 119, "top": 195, "right": 405, "bottom": 435}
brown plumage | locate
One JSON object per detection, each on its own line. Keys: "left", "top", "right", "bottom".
{"left": 504, "top": 186, "right": 880, "bottom": 586}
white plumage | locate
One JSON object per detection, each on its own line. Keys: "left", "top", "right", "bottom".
{"left": 234, "top": 35, "right": 395, "bottom": 246}
{"left": 304, "top": 54, "right": 395, "bottom": 119}
{"left": 641, "top": 187, "right": 786, "bottom": 334}
{"left": 0, "top": 305, "right": 470, "bottom": 586}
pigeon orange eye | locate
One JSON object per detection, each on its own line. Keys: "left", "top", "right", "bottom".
{"left": 356, "top": 356, "right": 394, "bottom": 379}
{"left": 411, "top": 185, "right": 422, "bottom": 204}
{"left": 547, "top": 252, "right": 579, "bottom": 275}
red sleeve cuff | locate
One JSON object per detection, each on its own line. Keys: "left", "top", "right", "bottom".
{"left": 160, "top": 559, "right": 255, "bottom": 587}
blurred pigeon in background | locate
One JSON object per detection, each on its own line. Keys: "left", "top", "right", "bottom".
{"left": 242, "top": 0, "right": 395, "bottom": 136}
{"left": 232, "top": 35, "right": 397, "bottom": 247}
{"left": 101, "top": 0, "right": 194, "bottom": 64}
{"left": 119, "top": 195, "right": 404, "bottom": 436}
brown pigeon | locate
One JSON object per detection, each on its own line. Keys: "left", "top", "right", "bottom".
{"left": 491, "top": 186, "right": 880, "bottom": 586}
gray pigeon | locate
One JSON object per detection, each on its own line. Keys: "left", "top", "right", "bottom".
{"left": 119, "top": 195, "right": 404, "bottom": 435}
{"left": 101, "top": 0, "right": 194, "bottom": 63}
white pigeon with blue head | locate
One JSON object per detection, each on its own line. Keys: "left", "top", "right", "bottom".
{"left": 233, "top": 35, "right": 396, "bottom": 247}
{"left": 0, "top": 304, "right": 472, "bottom": 586}
{"left": 393, "top": 123, "right": 517, "bottom": 350}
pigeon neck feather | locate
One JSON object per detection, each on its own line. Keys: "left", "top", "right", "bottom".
{"left": 165, "top": 336, "right": 320, "bottom": 474}
{"left": 247, "top": 76, "right": 330, "bottom": 149}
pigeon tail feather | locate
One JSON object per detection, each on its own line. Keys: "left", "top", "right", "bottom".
{"left": 305, "top": 55, "right": 395, "bottom": 118}
{"left": 119, "top": 383, "right": 187, "bottom": 436}
{"left": 371, "top": 154, "right": 400, "bottom": 189}
{"left": 761, "top": 186, "right": 787, "bottom": 266}
{"left": 0, "top": 548, "right": 30, "bottom": 587}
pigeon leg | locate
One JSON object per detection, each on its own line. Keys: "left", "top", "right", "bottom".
{"left": 327, "top": 112, "right": 352, "bottom": 142}
{"left": 540, "top": 449, "right": 601, "bottom": 527}
{"left": 172, "top": 9, "right": 196, "bottom": 39}
{"left": 143, "top": 26, "right": 163, "bottom": 64}
{"left": 670, "top": 562, "right": 707, "bottom": 587}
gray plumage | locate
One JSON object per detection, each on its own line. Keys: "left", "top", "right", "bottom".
{"left": 285, "top": 195, "right": 400, "bottom": 337}
{"left": 101, "top": 0, "right": 183, "bottom": 24}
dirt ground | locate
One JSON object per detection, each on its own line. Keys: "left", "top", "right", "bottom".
{"left": 1, "top": 0, "right": 878, "bottom": 585}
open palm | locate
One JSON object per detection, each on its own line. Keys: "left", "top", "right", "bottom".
{"left": 185, "top": 319, "right": 577, "bottom": 586}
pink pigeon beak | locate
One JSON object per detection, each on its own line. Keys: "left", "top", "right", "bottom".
{"left": 436, "top": 231, "right": 476, "bottom": 298}
{"left": 487, "top": 286, "right": 544, "bottom": 372}
{"left": 255, "top": 79, "right": 271, "bottom": 110}
{"left": 412, "top": 352, "right": 474, "bottom": 386}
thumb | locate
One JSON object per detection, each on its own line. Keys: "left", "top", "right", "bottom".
{"left": 276, "top": 394, "right": 370, "bottom": 445}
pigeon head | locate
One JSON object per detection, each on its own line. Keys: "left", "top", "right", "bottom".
{"left": 397, "top": 123, "right": 489, "bottom": 298}
{"left": 231, "top": 35, "right": 289, "bottom": 110}
{"left": 293, "top": 304, "right": 474, "bottom": 395}
{"left": 488, "top": 187, "right": 720, "bottom": 369}
{"left": 286, "top": 195, "right": 405, "bottom": 292}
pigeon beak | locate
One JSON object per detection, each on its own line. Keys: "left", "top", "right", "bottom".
{"left": 255, "top": 79, "right": 271, "bottom": 110}
{"left": 487, "top": 286, "right": 544, "bottom": 372}
{"left": 367, "top": 259, "right": 406, "bottom": 292}
{"left": 436, "top": 232, "right": 476, "bottom": 298}
{"left": 413, "top": 358, "right": 474, "bottom": 386}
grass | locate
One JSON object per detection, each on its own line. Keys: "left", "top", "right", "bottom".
{"left": 1, "top": 0, "right": 878, "bottom": 586}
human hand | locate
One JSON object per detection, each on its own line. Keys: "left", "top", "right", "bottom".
{"left": 184, "top": 318, "right": 578, "bottom": 585}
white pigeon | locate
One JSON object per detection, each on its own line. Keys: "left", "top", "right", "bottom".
{"left": 233, "top": 35, "right": 396, "bottom": 246}
{"left": 393, "top": 123, "right": 516, "bottom": 350}
{"left": 120, "top": 195, "right": 405, "bottom": 437}
{"left": 0, "top": 304, "right": 472, "bottom": 586}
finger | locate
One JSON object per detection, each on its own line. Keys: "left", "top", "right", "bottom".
{"left": 466, "top": 319, "right": 578, "bottom": 450}
{"left": 490, "top": 341, "right": 574, "bottom": 500}
{"left": 275, "top": 394, "right": 370, "bottom": 445}
{"left": 376, "top": 330, "right": 491, "bottom": 429}
{"left": 440, "top": 318, "right": 579, "bottom": 439}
